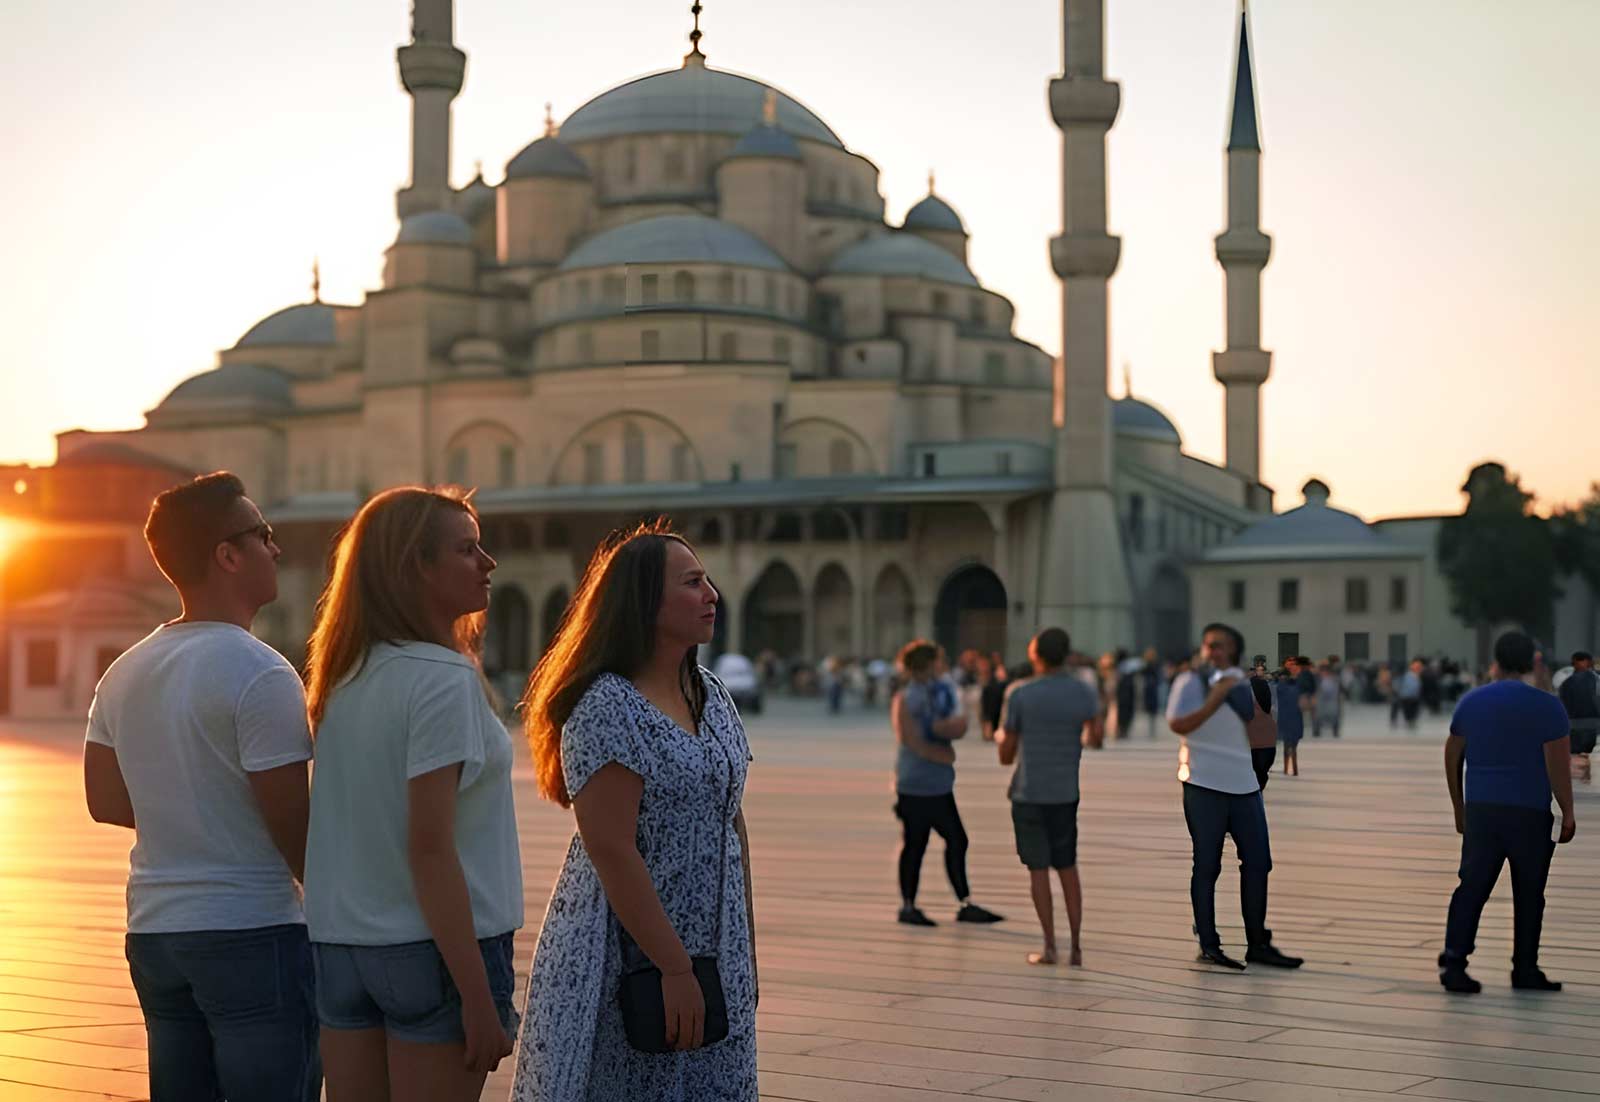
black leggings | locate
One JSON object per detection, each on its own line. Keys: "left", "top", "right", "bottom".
{"left": 895, "top": 792, "right": 970, "bottom": 905}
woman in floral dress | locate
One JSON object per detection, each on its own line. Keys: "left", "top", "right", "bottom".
{"left": 509, "top": 523, "right": 758, "bottom": 1101}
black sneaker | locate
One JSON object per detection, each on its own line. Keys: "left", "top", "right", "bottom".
{"left": 955, "top": 903, "right": 1005, "bottom": 924}
{"left": 1245, "top": 943, "right": 1304, "bottom": 969}
{"left": 1197, "top": 946, "right": 1246, "bottom": 970}
{"left": 1440, "top": 968, "right": 1481, "bottom": 994}
{"left": 897, "top": 906, "right": 937, "bottom": 927}
{"left": 1511, "top": 969, "right": 1562, "bottom": 992}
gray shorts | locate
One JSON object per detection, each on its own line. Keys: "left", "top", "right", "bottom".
{"left": 1011, "top": 800, "right": 1079, "bottom": 870}
{"left": 312, "top": 932, "right": 519, "bottom": 1043}
{"left": 1573, "top": 730, "right": 1598, "bottom": 756}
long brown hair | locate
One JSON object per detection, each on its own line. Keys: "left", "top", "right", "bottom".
{"left": 304, "top": 486, "right": 484, "bottom": 730}
{"left": 522, "top": 520, "right": 706, "bottom": 807}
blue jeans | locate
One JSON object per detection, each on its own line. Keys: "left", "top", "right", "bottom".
{"left": 125, "top": 923, "right": 320, "bottom": 1102}
{"left": 1442, "top": 802, "right": 1554, "bottom": 971}
{"left": 1182, "top": 783, "right": 1273, "bottom": 950}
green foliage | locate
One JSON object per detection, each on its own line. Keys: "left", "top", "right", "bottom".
{"left": 1437, "top": 462, "right": 1560, "bottom": 645}
{"left": 1552, "top": 482, "right": 1600, "bottom": 596}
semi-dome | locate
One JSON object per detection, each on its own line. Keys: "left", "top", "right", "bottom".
{"left": 396, "top": 210, "right": 473, "bottom": 245}
{"left": 1113, "top": 397, "right": 1182, "bottom": 444}
{"left": 558, "top": 65, "right": 843, "bottom": 149}
{"left": 156, "top": 363, "right": 293, "bottom": 412}
{"left": 725, "top": 123, "right": 801, "bottom": 162}
{"left": 234, "top": 302, "right": 336, "bottom": 348}
{"left": 904, "top": 193, "right": 965, "bottom": 233}
{"left": 558, "top": 214, "right": 788, "bottom": 273}
{"left": 504, "top": 135, "right": 591, "bottom": 181}
{"left": 1205, "top": 482, "right": 1413, "bottom": 563}
{"left": 826, "top": 232, "right": 979, "bottom": 287}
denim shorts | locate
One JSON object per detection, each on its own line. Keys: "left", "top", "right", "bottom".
{"left": 312, "top": 932, "right": 519, "bottom": 1043}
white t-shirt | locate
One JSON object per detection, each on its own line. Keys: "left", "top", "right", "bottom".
{"left": 85, "top": 621, "right": 312, "bottom": 934}
{"left": 304, "top": 642, "right": 523, "bottom": 945}
{"left": 1166, "top": 668, "right": 1258, "bottom": 795}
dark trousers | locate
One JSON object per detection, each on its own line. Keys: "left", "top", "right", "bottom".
{"left": 895, "top": 792, "right": 970, "bottom": 904}
{"left": 1182, "top": 783, "right": 1273, "bottom": 950}
{"left": 1443, "top": 802, "right": 1555, "bottom": 971}
{"left": 1251, "top": 747, "right": 1276, "bottom": 791}
{"left": 125, "top": 923, "right": 320, "bottom": 1102}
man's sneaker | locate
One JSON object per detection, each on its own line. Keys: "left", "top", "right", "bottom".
{"left": 1197, "top": 946, "right": 1246, "bottom": 970}
{"left": 897, "top": 906, "right": 937, "bottom": 927}
{"left": 955, "top": 903, "right": 1005, "bottom": 924}
{"left": 1245, "top": 943, "right": 1304, "bottom": 969}
{"left": 1511, "top": 969, "right": 1562, "bottom": 992}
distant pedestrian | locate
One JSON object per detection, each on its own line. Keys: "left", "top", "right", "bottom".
{"left": 1439, "top": 632, "right": 1574, "bottom": 995}
{"left": 1114, "top": 650, "right": 1137, "bottom": 740}
{"left": 1398, "top": 661, "right": 1424, "bottom": 728}
{"left": 1312, "top": 661, "right": 1343, "bottom": 739}
{"left": 978, "top": 655, "right": 1007, "bottom": 742}
{"left": 996, "top": 628, "right": 1098, "bottom": 967}
{"left": 1558, "top": 651, "right": 1599, "bottom": 785}
{"left": 1274, "top": 660, "right": 1306, "bottom": 777}
{"left": 1247, "top": 656, "right": 1277, "bottom": 790}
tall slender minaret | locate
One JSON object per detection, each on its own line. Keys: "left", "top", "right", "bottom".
{"left": 396, "top": 0, "right": 466, "bottom": 217}
{"left": 1037, "top": 0, "right": 1135, "bottom": 650}
{"left": 1212, "top": 3, "right": 1272, "bottom": 502}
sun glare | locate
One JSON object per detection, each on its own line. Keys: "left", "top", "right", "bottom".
{"left": 0, "top": 514, "right": 28, "bottom": 565}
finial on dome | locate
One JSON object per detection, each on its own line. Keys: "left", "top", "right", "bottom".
{"left": 473, "top": 158, "right": 484, "bottom": 179}
{"left": 927, "top": 168, "right": 936, "bottom": 194}
{"left": 1123, "top": 361, "right": 1132, "bottom": 397}
{"left": 761, "top": 87, "right": 778, "bottom": 127}
{"left": 684, "top": 2, "right": 706, "bottom": 66}
{"left": 543, "top": 102, "right": 557, "bottom": 138}
{"left": 311, "top": 257, "right": 322, "bottom": 303}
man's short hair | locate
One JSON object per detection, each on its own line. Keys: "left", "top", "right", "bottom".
{"left": 1574, "top": 651, "right": 1594, "bottom": 666}
{"left": 1493, "top": 631, "right": 1536, "bottom": 675}
{"left": 144, "top": 472, "right": 247, "bottom": 588}
{"left": 1201, "top": 622, "right": 1244, "bottom": 665}
{"left": 896, "top": 639, "right": 940, "bottom": 676}
{"left": 1032, "top": 627, "right": 1070, "bottom": 667}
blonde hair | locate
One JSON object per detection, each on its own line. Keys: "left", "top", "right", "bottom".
{"left": 304, "top": 486, "right": 484, "bottom": 730}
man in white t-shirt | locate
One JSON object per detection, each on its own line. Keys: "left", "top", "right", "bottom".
{"left": 1167, "top": 622, "right": 1302, "bottom": 972}
{"left": 83, "top": 472, "right": 319, "bottom": 1102}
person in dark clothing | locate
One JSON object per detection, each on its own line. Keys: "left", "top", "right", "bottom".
{"left": 1248, "top": 656, "right": 1276, "bottom": 790}
{"left": 1114, "top": 652, "right": 1137, "bottom": 740}
{"left": 978, "top": 655, "right": 1008, "bottom": 742}
{"left": 1439, "top": 632, "right": 1574, "bottom": 995}
{"left": 1559, "top": 652, "right": 1599, "bottom": 785}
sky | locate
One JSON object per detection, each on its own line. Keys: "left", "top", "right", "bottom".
{"left": 2, "top": 0, "right": 1596, "bottom": 520}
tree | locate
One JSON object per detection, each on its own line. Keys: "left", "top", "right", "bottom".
{"left": 1552, "top": 482, "right": 1600, "bottom": 649}
{"left": 1437, "top": 462, "right": 1561, "bottom": 668}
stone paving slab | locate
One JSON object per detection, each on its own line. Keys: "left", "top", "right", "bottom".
{"left": 4, "top": 701, "right": 1599, "bottom": 1100}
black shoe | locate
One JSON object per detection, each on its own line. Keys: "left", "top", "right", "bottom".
{"left": 1197, "top": 946, "right": 1246, "bottom": 970}
{"left": 1512, "top": 969, "right": 1562, "bottom": 992}
{"left": 897, "top": 906, "right": 937, "bottom": 927}
{"left": 1440, "top": 968, "right": 1481, "bottom": 994}
{"left": 955, "top": 903, "right": 1005, "bottom": 924}
{"left": 1245, "top": 942, "right": 1304, "bottom": 969}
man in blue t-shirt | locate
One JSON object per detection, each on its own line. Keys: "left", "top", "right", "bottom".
{"left": 1439, "top": 631, "right": 1574, "bottom": 995}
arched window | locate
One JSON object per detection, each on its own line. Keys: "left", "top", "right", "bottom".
{"left": 719, "top": 332, "right": 739, "bottom": 361}
{"left": 673, "top": 270, "right": 694, "bottom": 301}
{"left": 717, "top": 271, "right": 735, "bottom": 304}
{"left": 828, "top": 439, "right": 854, "bottom": 476}
{"left": 622, "top": 421, "right": 645, "bottom": 483}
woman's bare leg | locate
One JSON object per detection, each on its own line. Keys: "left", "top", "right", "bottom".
{"left": 388, "top": 1036, "right": 491, "bottom": 1102}
{"left": 322, "top": 1026, "right": 390, "bottom": 1102}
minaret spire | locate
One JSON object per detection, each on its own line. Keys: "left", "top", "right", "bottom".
{"left": 1037, "top": 0, "right": 1135, "bottom": 650}
{"left": 311, "top": 257, "right": 322, "bottom": 303}
{"left": 544, "top": 102, "right": 557, "bottom": 138}
{"left": 1213, "top": 1, "right": 1273, "bottom": 503}
{"left": 684, "top": 2, "right": 706, "bottom": 67}
{"left": 396, "top": 0, "right": 467, "bottom": 217}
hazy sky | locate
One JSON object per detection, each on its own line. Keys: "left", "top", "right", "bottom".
{"left": 3, "top": 0, "right": 1596, "bottom": 520}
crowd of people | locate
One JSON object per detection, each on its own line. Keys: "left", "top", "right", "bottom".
{"left": 76, "top": 470, "right": 1598, "bottom": 1101}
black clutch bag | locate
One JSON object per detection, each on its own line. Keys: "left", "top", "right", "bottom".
{"left": 617, "top": 953, "right": 729, "bottom": 1053}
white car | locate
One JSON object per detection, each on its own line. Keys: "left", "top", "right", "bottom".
{"left": 712, "top": 653, "right": 763, "bottom": 714}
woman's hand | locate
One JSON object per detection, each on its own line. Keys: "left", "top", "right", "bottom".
{"left": 662, "top": 967, "right": 706, "bottom": 1051}
{"left": 462, "top": 993, "right": 513, "bottom": 1073}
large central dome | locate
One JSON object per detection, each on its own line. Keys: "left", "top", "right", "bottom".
{"left": 558, "top": 63, "right": 843, "bottom": 149}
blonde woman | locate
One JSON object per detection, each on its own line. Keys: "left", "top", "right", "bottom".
{"left": 301, "top": 487, "right": 522, "bottom": 1102}
{"left": 510, "top": 522, "right": 757, "bottom": 1102}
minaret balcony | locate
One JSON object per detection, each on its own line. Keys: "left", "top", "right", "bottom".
{"left": 1214, "top": 227, "right": 1271, "bottom": 267}
{"left": 1050, "top": 232, "right": 1121, "bottom": 279}
{"left": 1212, "top": 347, "right": 1272, "bottom": 385}
{"left": 1048, "top": 77, "right": 1120, "bottom": 129}
{"left": 398, "top": 42, "right": 466, "bottom": 95}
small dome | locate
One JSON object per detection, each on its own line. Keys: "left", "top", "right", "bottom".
{"left": 457, "top": 174, "right": 495, "bottom": 221}
{"left": 826, "top": 232, "right": 979, "bottom": 287}
{"left": 725, "top": 123, "right": 801, "bottom": 162}
{"left": 157, "top": 363, "right": 292, "bottom": 412}
{"left": 396, "top": 210, "right": 473, "bottom": 245}
{"left": 558, "top": 214, "right": 788, "bottom": 273}
{"left": 234, "top": 302, "right": 336, "bottom": 348}
{"left": 1113, "top": 397, "right": 1182, "bottom": 444}
{"left": 504, "top": 136, "right": 591, "bottom": 181}
{"left": 558, "top": 65, "right": 842, "bottom": 148}
{"left": 56, "top": 442, "right": 192, "bottom": 475}
{"left": 904, "top": 193, "right": 965, "bottom": 233}
{"left": 1206, "top": 487, "right": 1415, "bottom": 563}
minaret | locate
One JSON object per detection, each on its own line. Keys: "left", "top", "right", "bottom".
{"left": 1212, "top": 3, "right": 1272, "bottom": 502}
{"left": 1037, "top": 0, "right": 1134, "bottom": 650}
{"left": 396, "top": 0, "right": 466, "bottom": 217}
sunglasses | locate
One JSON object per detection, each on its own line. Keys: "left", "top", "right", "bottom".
{"left": 221, "top": 522, "right": 275, "bottom": 548}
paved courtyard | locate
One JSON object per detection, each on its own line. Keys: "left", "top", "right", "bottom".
{"left": 4, "top": 699, "right": 1600, "bottom": 1100}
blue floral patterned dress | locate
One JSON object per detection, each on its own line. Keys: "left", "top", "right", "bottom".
{"left": 509, "top": 669, "right": 757, "bottom": 1102}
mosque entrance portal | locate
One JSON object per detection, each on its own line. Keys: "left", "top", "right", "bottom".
{"left": 934, "top": 565, "right": 1007, "bottom": 657}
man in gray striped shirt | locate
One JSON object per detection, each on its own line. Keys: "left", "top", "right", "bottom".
{"left": 997, "top": 628, "right": 1099, "bottom": 966}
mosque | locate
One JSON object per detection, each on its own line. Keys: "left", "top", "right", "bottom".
{"left": 14, "top": 0, "right": 1297, "bottom": 709}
